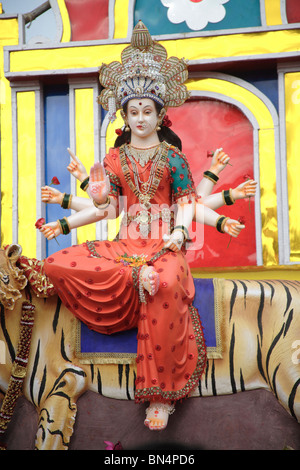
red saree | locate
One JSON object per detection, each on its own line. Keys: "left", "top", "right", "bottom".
{"left": 44, "top": 143, "right": 207, "bottom": 403}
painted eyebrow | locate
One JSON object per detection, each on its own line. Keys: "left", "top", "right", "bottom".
{"left": 128, "top": 105, "right": 154, "bottom": 111}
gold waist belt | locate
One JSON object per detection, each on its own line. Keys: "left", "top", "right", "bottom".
{"left": 122, "top": 207, "right": 173, "bottom": 237}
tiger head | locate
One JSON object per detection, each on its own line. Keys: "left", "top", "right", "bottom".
{"left": 0, "top": 244, "right": 27, "bottom": 310}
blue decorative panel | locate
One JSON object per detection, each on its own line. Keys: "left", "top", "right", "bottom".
{"left": 44, "top": 85, "right": 71, "bottom": 256}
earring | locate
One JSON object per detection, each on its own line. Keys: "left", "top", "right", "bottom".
{"left": 156, "top": 108, "right": 166, "bottom": 131}
{"left": 121, "top": 110, "right": 130, "bottom": 132}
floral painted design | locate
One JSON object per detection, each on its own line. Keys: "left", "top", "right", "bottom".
{"left": 160, "top": 0, "right": 230, "bottom": 31}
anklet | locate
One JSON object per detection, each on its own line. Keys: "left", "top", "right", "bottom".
{"left": 145, "top": 402, "right": 175, "bottom": 419}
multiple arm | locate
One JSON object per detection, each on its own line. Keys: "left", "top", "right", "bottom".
{"left": 201, "top": 179, "right": 257, "bottom": 210}
{"left": 39, "top": 147, "right": 256, "bottom": 250}
{"left": 40, "top": 149, "right": 116, "bottom": 240}
{"left": 196, "top": 148, "right": 257, "bottom": 209}
{"left": 164, "top": 193, "right": 246, "bottom": 252}
{"left": 41, "top": 186, "right": 94, "bottom": 211}
{"left": 164, "top": 149, "right": 256, "bottom": 251}
{"left": 39, "top": 196, "right": 118, "bottom": 241}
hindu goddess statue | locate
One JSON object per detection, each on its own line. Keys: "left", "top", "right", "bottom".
{"left": 40, "top": 21, "right": 256, "bottom": 430}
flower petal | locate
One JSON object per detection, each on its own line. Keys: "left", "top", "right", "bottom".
{"left": 35, "top": 218, "right": 45, "bottom": 229}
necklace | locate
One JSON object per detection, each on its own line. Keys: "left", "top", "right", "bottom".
{"left": 120, "top": 142, "right": 169, "bottom": 209}
{"left": 129, "top": 144, "right": 160, "bottom": 167}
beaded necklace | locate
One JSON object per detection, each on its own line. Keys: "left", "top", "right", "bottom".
{"left": 129, "top": 143, "right": 160, "bottom": 167}
{"left": 120, "top": 142, "right": 169, "bottom": 209}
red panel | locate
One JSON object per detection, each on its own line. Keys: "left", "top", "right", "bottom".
{"left": 286, "top": 0, "right": 300, "bottom": 23}
{"left": 65, "top": 0, "right": 109, "bottom": 41}
{"left": 167, "top": 99, "right": 256, "bottom": 268}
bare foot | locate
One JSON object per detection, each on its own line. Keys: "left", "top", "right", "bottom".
{"left": 144, "top": 402, "right": 175, "bottom": 431}
{"left": 141, "top": 266, "right": 160, "bottom": 296}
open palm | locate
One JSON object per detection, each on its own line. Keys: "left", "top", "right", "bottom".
{"left": 89, "top": 162, "right": 110, "bottom": 204}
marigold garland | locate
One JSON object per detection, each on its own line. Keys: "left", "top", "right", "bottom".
{"left": 115, "top": 253, "right": 148, "bottom": 267}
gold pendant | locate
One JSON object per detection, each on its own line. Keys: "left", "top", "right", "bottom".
{"left": 140, "top": 182, "right": 149, "bottom": 191}
{"left": 139, "top": 194, "right": 151, "bottom": 209}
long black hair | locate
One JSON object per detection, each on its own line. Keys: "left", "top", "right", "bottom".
{"left": 113, "top": 101, "right": 182, "bottom": 150}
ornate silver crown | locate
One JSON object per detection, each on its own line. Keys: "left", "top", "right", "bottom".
{"left": 118, "top": 50, "right": 166, "bottom": 108}
{"left": 98, "top": 21, "right": 189, "bottom": 122}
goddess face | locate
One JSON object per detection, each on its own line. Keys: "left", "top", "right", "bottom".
{"left": 126, "top": 98, "right": 159, "bottom": 140}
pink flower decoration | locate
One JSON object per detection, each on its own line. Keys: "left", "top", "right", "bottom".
{"left": 104, "top": 440, "right": 123, "bottom": 450}
{"left": 35, "top": 218, "right": 45, "bottom": 229}
{"left": 50, "top": 176, "right": 60, "bottom": 186}
{"left": 162, "top": 115, "right": 172, "bottom": 128}
{"left": 35, "top": 217, "right": 60, "bottom": 245}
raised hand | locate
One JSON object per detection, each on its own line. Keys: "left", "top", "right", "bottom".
{"left": 223, "top": 218, "right": 245, "bottom": 237}
{"left": 210, "top": 148, "right": 230, "bottom": 174}
{"left": 89, "top": 162, "right": 110, "bottom": 205}
{"left": 67, "top": 148, "right": 88, "bottom": 182}
{"left": 232, "top": 179, "right": 257, "bottom": 200}
{"left": 41, "top": 186, "right": 63, "bottom": 205}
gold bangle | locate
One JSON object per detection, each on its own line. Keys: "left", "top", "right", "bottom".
{"left": 221, "top": 216, "right": 229, "bottom": 233}
{"left": 93, "top": 196, "right": 110, "bottom": 209}
{"left": 57, "top": 219, "right": 63, "bottom": 234}
{"left": 203, "top": 170, "right": 219, "bottom": 184}
{"left": 57, "top": 217, "right": 71, "bottom": 235}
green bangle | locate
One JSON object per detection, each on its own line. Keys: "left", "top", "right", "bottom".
{"left": 174, "top": 224, "right": 189, "bottom": 240}
{"left": 58, "top": 217, "right": 70, "bottom": 235}
{"left": 223, "top": 189, "right": 235, "bottom": 205}
{"left": 61, "top": 193, "right": 72, "bottom": 209}
{"left": 80, "top": 177, "right": 89, "bottom": 191}
{"left": 203, "top": 170, "right": 219, "bottom": 184}
{"left": 216, "top": 215, "right": 229, "bottom": 233}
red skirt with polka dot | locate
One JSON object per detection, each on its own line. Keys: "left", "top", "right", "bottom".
{"left": 44, "top": 238, "right": 206, "bottom": 404}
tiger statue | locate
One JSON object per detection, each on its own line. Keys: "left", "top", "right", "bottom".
{"left": 0, "top": 244, "right": 299, "bottom": 450}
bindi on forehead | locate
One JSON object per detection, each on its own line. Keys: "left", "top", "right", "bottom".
{"left": 127, "top": 98, "right": 156, "bottom": 113}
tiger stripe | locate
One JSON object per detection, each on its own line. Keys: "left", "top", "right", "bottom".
{"left": 0, "top": 247, "right": 299, "bottom": 449}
